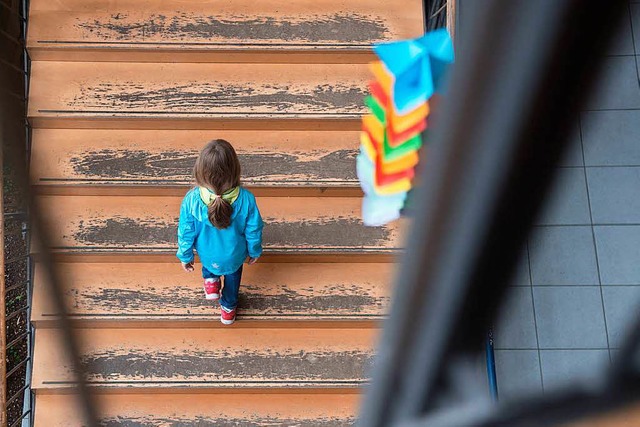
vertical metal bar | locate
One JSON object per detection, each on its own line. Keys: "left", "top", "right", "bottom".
{"left": 3, "top": 1, "right": 97, "bottom": 426}
{"left": 358, "top": 0, "right": 628, "bottom": 426}
{"left": 19, "top": 3, "right": 33, "bottom": 426}
{"left": 485, "top": 329, "right": 498, "bottom": 401}
{"left": 446, "top": 0, "right": 456, "bottom": 40}
{"left": 0, "top": 79, "right": 8, "bottom": 427}
{"left": 6, "top": 104, "right": 101, "bottom": 427}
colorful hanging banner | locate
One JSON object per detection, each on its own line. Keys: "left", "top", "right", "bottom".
{"left": 357, "top": 28, "right": 454, "bottom": 226}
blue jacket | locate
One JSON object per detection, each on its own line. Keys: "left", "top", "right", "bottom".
{"left": 176, "top": 187, "right": 263, "bottom": 276}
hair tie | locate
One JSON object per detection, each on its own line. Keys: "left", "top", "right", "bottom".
{"left": 199, "top": 186, "right": 240, "bottom": 206}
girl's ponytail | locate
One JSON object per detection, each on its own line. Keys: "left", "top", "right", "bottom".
{"left": 208, "top": 196, "right": 233, "bottom": 229}
{"left": 194, "top": 139, "right": 242, "bottom": 230}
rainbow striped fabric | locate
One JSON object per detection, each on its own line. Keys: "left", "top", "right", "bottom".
{"left": 357, "top": 29, "right": 454, "bottom": 226}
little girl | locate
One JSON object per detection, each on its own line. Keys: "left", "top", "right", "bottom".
{"left": 176, "top": 139, "right": 263, "bottom": 325}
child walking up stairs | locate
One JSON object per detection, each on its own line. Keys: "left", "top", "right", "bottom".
{"left": 27, "top": 0, "right": 424, "bottom": 424}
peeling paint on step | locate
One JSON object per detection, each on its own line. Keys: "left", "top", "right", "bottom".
{"left": 100, "top": 415, "right": 355, "bottom": 427}
{"left": 70, "top": 218, "right": 392, "bottom": 248}
{"left": 70, "top": 149, "right": 195, "bottom": 179}
{"left": 71, "top": 218, "right": 176, "bottom": 247}
{"left": 81, "top": 349, "right": 372, "bottom": 381}
{"left": 237, "top": 286, "right": 386, "bottom": 314}
{"left": 68, "top": 149, "right": 357, "bottom": 182}
{"left": 76, "top": 12, "right": 388, "bottom": 44}
{"left": 240, "top": 150, "right": 357, "bottom": 181}
{"left": 263, "top": 218, "right": 390, "bottom": 248}
{"left": 70, "top": 82, "right": 366, "bottom": 113}
{"left": 68, "top": 284, "right": 386, "bottom": 315}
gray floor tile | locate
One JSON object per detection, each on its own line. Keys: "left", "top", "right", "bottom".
{"left": 587, "top": 56, "right": 640, "bottom": 110}
{"left": 495, "top": 287, "right": 538, "bottom": 349}
{"left": 588, "top": 167, "right": 640, "bottom": 224}
{"left": 594, "top": 226, "right": 640, "bottom": 285}
{"left": 533, "top": 287, "right": 608, "bottom": 349}
{"left": 512, "top": 249, "right": 531, "bottom": 286}
{"left": 561, "top": 123, "right": 584, "bottom": 167}
{"left": 582, "top": 111, "right": 640, "bottom": 166}
{"left": 529, "top": 227, "right": 599, "bottom": 286}
{"left": 495, "top": 350, "right": 543, "bottom": 400}
{"left": 540, "top": 350, "right": 610, "bottom": 390}
{"left": 603, "top": 286, "right": 640, "bottom": 347}
{"left": 536, "top": 168, "right": 591, "bottom": 225}
{"left": 607, "top": 7, "right": 635, "bottom": 55}
{"left": 632, "top": 5, "right": 640, "bottom": 55}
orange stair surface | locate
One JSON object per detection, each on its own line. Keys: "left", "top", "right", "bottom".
{"left": 34, "top": 393, "right": 361, "bottom": 427}
{"left": 28, "top": 61, "right": 368, "bottom": 129}
{"left": 27, "top": 0, "right": 423, "bottom": 424}
{"left": 27, "top": 0, "right": 423, "bottom": 63}
{"left": 36, "top": 194, "right": 402, "bottom": 257}
{"left": 32, "top": 262, "right": 393, "bottom": 326}
{"left": 32, "top": 327, "right": 376, "bottom": 390}
{"left": 30, "top": 128, "right": 363, "bottom": 196}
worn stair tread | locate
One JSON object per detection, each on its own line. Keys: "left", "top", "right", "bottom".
{"left": 28, "top": 61, "right": 368, "bottom": 129}
{"left": 27, "top": 0, "right": 423, "bottom": 63}
{"left": 32, "top": 262, "right": 393, "bottom": 324}
{"left": 36, "top": 195, "right": 402, "bottom": 256}
{"left": 35, "top": 393, "right": 359, "bottom": 426}
{"left": 32, "top": 327, "right": 375, "bottom": 390}
{"left": 31, "top": 128, "right": 360, "bottom": 194}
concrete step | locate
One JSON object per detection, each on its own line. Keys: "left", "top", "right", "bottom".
{"left": 28, "top": 61, "right": 368, "bottom": 129}
{"left": 27, "top": 0, "right": 423, "bottom": 63}
{"left": 35, "top": 194, "right": 403, "bottom": 260}
{"left": 32, "top": 262, "right": 393, "bottom": 326}
{"left": 31, "top": 128, "right": 361, "bottom": 196}
{"left": 32, "top": 327, "right": 376, "bottom": 391}
{"left": 34, "top": 393, "right": 359, "bottom": 426}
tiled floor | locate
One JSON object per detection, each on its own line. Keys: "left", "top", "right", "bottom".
{"left": 493, "top": 3, "right": 640, "bottom": 400}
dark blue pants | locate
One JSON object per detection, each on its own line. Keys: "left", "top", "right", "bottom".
{"left": 202, "top": 265, "right": 243, "bottom": 311}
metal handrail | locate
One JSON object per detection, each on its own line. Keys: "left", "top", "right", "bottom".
{"left": 1, "top": 1, "right": 33, "bottom": 425}
{"left": 0, "top": 1, "right": 99, "bottom": 424}
{"left": 1, "top": 150, "right": 6, "bottom": 427}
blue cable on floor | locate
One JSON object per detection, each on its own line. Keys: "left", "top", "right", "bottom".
{"left": 486, "top": 328, "right": 499, "bottom": 401}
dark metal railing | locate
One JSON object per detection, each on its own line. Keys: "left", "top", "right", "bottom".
{"left": 425, "top": 0, "right": 498, "bottom": 400}
{"left": 1, "top": 0, "right": 33, "bottom": 425}
{"left": 1, "top": 2, "right": 100, "bottom": 424}
{"left": 424, "top": 0, "right": 449, "bottom": 32}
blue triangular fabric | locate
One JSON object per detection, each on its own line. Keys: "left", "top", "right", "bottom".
{"left": 374, "top": 29, "right": 454, "bottom": 115}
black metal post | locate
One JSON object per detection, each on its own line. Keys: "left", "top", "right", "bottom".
{"left": 358, "top": 0, "right": 632, "bottom": 426}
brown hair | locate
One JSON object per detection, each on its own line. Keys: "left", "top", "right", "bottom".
{"left": 194, "top": 139, "right": 241, "bottom": 229}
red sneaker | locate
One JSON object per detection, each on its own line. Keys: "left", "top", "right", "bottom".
{"left": 220, "top": 306, "right": 237, "bottom": 325}
{"left": 203, "top": 279, "right": 220, "bottom": 300}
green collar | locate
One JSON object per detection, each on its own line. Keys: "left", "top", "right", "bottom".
{"left": 199, "top": 186, "right": 240, "bottom": 206}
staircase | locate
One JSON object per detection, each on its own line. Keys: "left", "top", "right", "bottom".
{"left": 27, "top": 0, "right": 423, "bottom": 425}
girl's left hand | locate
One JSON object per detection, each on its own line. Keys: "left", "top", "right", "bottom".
{"left": 248, "top": 257, "right": 259, "bottom": 265}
